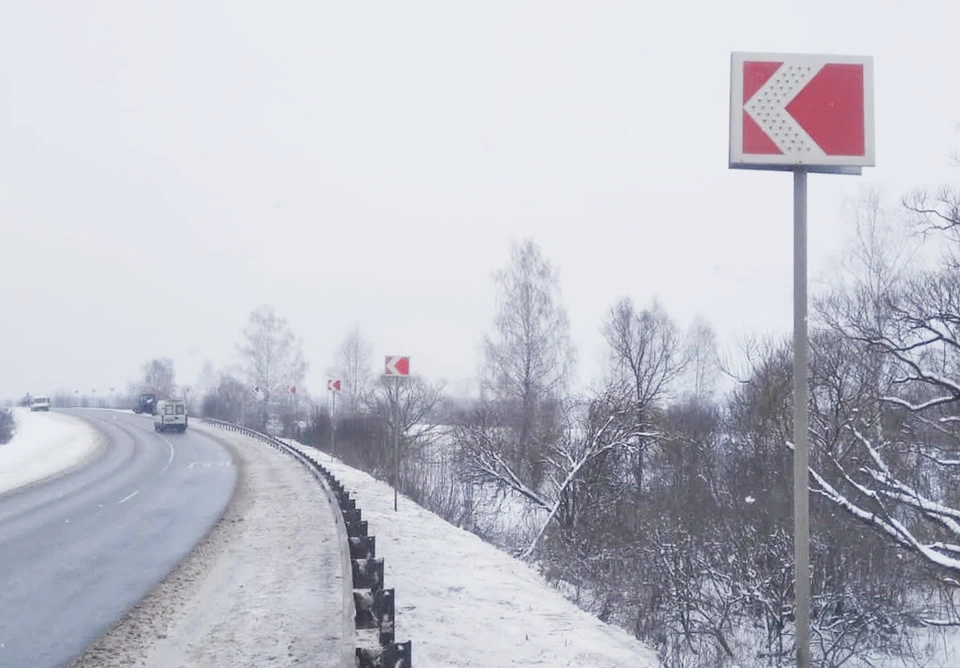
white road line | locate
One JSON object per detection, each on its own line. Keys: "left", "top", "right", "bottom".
{"left": 118, "top": 490, "right": 139, "bottom": 504}
{"left": 159, "top": 434, "right": 175, "bottom": 474}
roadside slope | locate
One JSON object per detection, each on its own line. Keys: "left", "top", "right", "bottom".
{"left": 288, "top": 440, "right": 663, "bottom": 668}
{"left": 0, "top": 408, "right": 103, "bottom": 496}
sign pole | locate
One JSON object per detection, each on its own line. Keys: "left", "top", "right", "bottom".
{"left": 393, "top": 375, "right": 400, "bottom": 512}
{"left": 383, "top": 356, "right": 410, "bottom": 513}
{"left": 793, "top": 168, "right": 811, "bottom": 668}
{"left": 730, "top": 52, "right": 874, "bottom": 667}
{"left": 331, "top": 389, "right": 338, "bottom": 456}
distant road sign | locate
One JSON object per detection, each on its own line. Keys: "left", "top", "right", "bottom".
{"left": 729, "top": 52, "right": 874, "bottom": 172}
{"left": 384, "top": 356, "right": 410, "bottom": 377}
{"left": 328, "top": 379, "right": 342, "bottom": 392}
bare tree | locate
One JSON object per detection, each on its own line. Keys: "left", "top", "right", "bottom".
{"left": 200, "top": 372, "right": 250, "bottom": 425}
{"left": 238, "top": 305, "right": 308, "bottom": 403}
{"left": 142, "top": 357, "right": 176, "bottom": 398}
{"left": 365, "top": 374, "right": 445, "bottom": 445}
{"left": 813, "top": 269, "right": 960, "bottom": 587}
{"left": 601, "top": 297, "right": 686, "bottom": 493}
{"left": 903, "top": 186, "right": 960, "bottom": 242}
{"left": 603, "top": 298, "right": 685, "bottom": 416}
{"left": 683, "top": 316, "right": 719, "bottom": 402}
{"left": 364, "top": 374, "right": 446, "bottom": 500}
{"left": 460, "top": 388, "right": 655, "bottom": 558}
{"left": 482, "top": 238, "right": 575, "bottom": 487}
{"left": 332, "top": 326, "right": 373, "bottom": 411}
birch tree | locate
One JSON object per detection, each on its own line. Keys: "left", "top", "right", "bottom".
{"left": 142, "top": 357, "right": 176, "bottom": 398}
{"left": 332, "top": 326, "right": 373, "bottom": 411}
{"left": 601, "top": 297, "right": 686, "bottom": 495}
{"left": 238, "top": 305, "right": 308, "bottom": 403}
{"left": 481, "top": 238, "right": 575, "bottom": 488}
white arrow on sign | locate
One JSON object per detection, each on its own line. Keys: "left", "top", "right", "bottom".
{"left": 743, "top": 64, "right": 827, "bottom": 159}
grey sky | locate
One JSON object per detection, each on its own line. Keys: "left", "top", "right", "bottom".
{"left": 2, "top": 1, "right": 958, "bottom": 400}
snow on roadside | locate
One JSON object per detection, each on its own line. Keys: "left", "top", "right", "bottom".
{"left": 0, "top": 408, "right": 102, "bottom": 496}
{"left": 287, "top": 440, "right": 663, "bottom": 668}
{"left": 71, "top": 422, "right": 344, "bottom": 668}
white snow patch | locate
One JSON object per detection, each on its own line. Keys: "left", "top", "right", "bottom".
{"left": 287, "top": 440, "right": 662, "bottom": 668}
{"left": 0, "top": 409, "right": 101, "bottom": 495}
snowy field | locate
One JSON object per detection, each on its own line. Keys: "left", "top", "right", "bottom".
{"left": 286, "top": 438, "right": 662, "bottom": 668}
{"left": 71, "top": 421, "right": 344, "bottom": 668}
{"left": 0, "top": 408, "right": 102, "bottom": 496}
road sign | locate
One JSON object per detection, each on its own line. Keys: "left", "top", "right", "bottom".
{"left": 384, "top": 356, "right": 410, "bottom": 377}
{"left": 383, "top": 355, "right": 410, "bottom": 512}
{"left": 729, "top": 52, "right": 874, "bottom": 172}
{"left": 728, "top": 50, "right": 876, "bottom": 668}
{"left": 328, "top": 379, "right": 342, "bottom": 392}
{"left": 289, "top": 386, "right": 297, "bottom": 394}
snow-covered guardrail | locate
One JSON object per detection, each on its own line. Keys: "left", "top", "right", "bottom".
{"left": 201, "top": 418, "right": 412, "bottom": 668}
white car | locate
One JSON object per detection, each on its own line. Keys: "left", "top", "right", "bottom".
{"left": 30, "top": 396, "right": 51, "bottom": 412}
{"left": 154, "top": 399, "right": 188, "bottom": 433}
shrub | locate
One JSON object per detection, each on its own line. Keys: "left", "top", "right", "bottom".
{"left": 0, "top": 408, "right": 15, "bottom": 445}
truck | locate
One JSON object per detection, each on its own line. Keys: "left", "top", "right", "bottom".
{"left": 134, "top": 392, "right": 157, "bottom": 415}
{"left": 154, "top": 399, "right": 188, "bottom": 433}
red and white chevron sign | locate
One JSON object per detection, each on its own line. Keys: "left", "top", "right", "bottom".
{"left": 328, "top": 379, "right": 341, "bottom": 392}
{"left": 384, "top": 355, "right": 410, "bottom": 377}
{"left": 729, "top": 52, "right": 874, "bottom": 170}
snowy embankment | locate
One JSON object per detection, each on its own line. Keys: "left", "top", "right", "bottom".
{"left": 285, "top": 439, "right": 662, "bottom": 668}
{"left": 71, "top": 422, "right": 344, "bottom": 668}
{"left": 0, "top": 408, "right": 102, "bottom": 496}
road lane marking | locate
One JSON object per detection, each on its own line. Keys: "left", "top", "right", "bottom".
{"left": 118, "top": 490, "right": 139, "bottom": 504}
{"left": 187, "top": 461, "right": 233, "bottom": 469}
{"left": 158, "top": 434, "right": 175, "bottom": 474}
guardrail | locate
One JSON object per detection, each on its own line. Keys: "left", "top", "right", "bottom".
{"left": 200, "top": 418, "right": 412, "bottom": 668}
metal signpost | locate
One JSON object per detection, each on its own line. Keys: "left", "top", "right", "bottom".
{"left": 729, "top": 51, "right": 875, "bottom": 667}
{"left": 384, "top": 355, "right": 411, "bottom": 512}
{"left": 328, "top": 379, "right": 341, "bottom": 454}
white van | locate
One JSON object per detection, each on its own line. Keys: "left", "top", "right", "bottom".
{"left": 154, "top": 399, "right": 188, "bottom": 433}
{"left": 30, "top": 395, "right": 50, "bottom": 412}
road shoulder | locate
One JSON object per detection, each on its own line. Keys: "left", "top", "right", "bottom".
{"left": 70, "top": 423, "right": 343, "bottom": 668}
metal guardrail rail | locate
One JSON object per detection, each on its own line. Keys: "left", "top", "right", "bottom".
{"left": 201, "top": 418, "right": 412, "bottom": 668}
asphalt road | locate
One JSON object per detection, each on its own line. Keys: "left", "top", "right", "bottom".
{"left": 0, "top": 409, "right": 237, "bottom": 668}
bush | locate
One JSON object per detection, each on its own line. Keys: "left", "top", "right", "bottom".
{"left": 0, "top": 408, "right": 15, "bottom": 445}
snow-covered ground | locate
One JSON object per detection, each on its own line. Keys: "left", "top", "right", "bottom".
{"left": 286, "top": 439, "right": 662, "bottom": 668}
{"left": 71, "top": 422, "right": 344, "bottom": 668}
{"left": 0, "top": 408, "right": 103, "bottom": 496}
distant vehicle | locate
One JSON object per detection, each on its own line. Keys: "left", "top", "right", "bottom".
{"left": 134, "top": 392, "right": 157, "bottom": 415}
{"left": 154, "top": 399, "right": 188, "bottom": 433}
{"left": 29, "top": 396, "right": 50, "bottom": 412}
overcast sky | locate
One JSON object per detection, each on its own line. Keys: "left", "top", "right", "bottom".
{"left": 2, "top": 1, "right": 958, "bottom": 400}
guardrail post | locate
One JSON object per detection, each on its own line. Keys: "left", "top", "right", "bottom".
{"left": 385, "top": 641, "right": 412, "bottom": 668}
{"left": 349, "top": 536, "right": 376, "bottom": 560}
{"left": 377, "top": 588, "right": 395, "bottom": 645}
{"left": 352, "top": 558, "right": 384, "bottom": 590}
{"left": 346, "top": 520, "right": 368, "bottom": 538}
